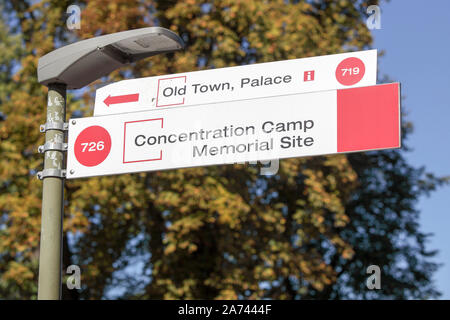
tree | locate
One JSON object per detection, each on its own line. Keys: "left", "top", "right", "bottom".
{"left": 0, "top": 0, "right": 444, "bottom": 299}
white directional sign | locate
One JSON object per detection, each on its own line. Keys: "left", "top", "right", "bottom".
{"left": 94, "top": 50, "right": 377, "bottom": 116}
{"left": 67, "top": 83, "right": 400, "bottom": 179}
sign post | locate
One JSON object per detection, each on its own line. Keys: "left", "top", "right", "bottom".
{"left": 37, "top": 83, "right": 67, "bottom": 300}
{"left": 35, "top": 32, "right": 390, "bottom": 299}
{"left": 67, "top": 83, "right": 400, "bottom": 179}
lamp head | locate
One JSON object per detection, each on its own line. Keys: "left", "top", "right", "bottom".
{"left": 38, "top": 27, "right": 184, "bottom": 89}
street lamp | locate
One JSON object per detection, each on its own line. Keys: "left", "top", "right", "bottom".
{"left": 38, "top": 27, "right": 184, "bottom": 89}
{"left": 36, "top": 27, "right": 184, "bottom": 300}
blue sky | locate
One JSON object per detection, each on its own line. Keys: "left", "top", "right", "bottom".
{"left": 372, "top": 0, "right": 450, "bottom": 298}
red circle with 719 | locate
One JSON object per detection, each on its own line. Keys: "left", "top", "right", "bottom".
{"left": 335, "top": 57, "right": 365, "bottom": 86}
{"left": 74, "top": 126, "right": 111, "bottom": 167}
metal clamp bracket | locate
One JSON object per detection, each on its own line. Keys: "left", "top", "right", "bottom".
{"left": 37, "top": 169, "right": 66, "bottom": 180}
{"left": 40, "top": 122, "right": 69, "bottom": 133}
{"left": 38, "top": 142, "right": 68, "bottom": 153}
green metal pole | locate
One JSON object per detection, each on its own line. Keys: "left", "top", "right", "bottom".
{"left": 37, "top": 83, "right": 67, "bottom": 300}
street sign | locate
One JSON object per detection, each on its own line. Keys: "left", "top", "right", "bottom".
{"left": 93, "top": 50, "right": 377, "bottom": 116}
{"left": 67, "top": 83, "right": 400, "bottom": 179}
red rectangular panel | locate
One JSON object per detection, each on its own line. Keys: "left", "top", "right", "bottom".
{"left": 337, "top": 83, "right": 400, "bottom": 153}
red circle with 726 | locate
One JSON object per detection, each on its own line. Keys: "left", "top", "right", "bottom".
{"left": 335, "top": 57, "right": 366, "bottom": 86}
{"left": 74, "top": 125, "right": 112, "bottom": 167}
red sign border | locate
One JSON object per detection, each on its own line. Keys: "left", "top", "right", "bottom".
{"left": 156, "top": 76, "right": 187, "bottom": 108}
{"left": 123, "top": 118, "right": 164, "bottom": 164}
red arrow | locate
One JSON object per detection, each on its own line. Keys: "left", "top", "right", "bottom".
{"left": 104, "top": 93, "right": 139, "bottom": 107}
